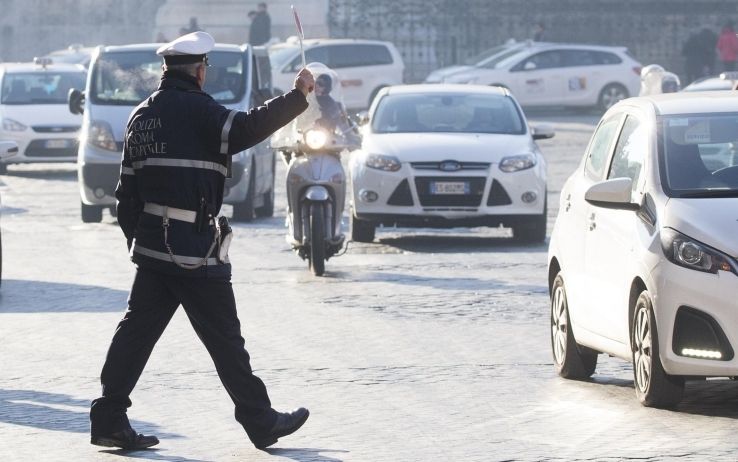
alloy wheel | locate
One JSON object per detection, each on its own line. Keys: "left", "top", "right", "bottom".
{"left": 551, "top": 285, "right": 568, "bottom": 366}
{"left": 633, "top": 303, "right": 652, "bottom": 393}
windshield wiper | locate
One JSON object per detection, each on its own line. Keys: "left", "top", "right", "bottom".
{"left": 679, "top": 189, "right": 738, "bottom": 198}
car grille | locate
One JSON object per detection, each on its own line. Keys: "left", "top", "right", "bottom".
{"left": 414, "top": 176, "right": 486, "bottom": 206}
{"left": 411, "top": 161, "right": 490, "bottom": 171}
{"left": 31, "top": 125, "right": 80, "bottom": 133}
{"left": 25, "top": 139, "right": 79, "bottom": 158}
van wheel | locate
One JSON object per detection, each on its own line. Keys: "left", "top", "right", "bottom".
{"left": 81, "top": 202, "right": 103, "bottom": 223}
{"left": 233, "top": 163, "right": 255, "bottom": 222}
{"left": 632, "top": 290, "right": 684, "bottom": 407}
{"left": 551, "top": 273, "right": 597, "bottom": 379}
{"left": 255, "top": 155, "right": 275, "bottom": 218}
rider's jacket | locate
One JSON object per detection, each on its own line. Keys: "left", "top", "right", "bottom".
{"left": 115, "top": 70, "right": 308, "bottom": 277}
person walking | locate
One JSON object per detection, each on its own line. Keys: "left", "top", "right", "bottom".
{"left": 682, "top": 31, "right": 705, "bottom": 84}
{"left": 717, "top": 21, "right": 738, "bottom": 71}
{"left": 249, "top": 2, "right": 271, "bottom": 45}
{"left": 89, "top": 31, "right": 314, "bottom": 451}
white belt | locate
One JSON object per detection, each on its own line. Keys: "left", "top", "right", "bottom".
{"left": 143, "top": 203, "right": 197, "bottom": 223}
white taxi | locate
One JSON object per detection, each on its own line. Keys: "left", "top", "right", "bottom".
{"left": 548, "top": 92, "right": 738, "bottom": 407}
{"left": 0, "top": 59, "right": 86, "bottom": 173}
{"left": 441, "top": 43, "right": 642, "bottom": 111}
{"left": 349, "top": 84, "right": 552, "bottom": 243}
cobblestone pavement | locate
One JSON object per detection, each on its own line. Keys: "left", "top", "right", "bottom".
{"left": 1, "top": 112, "right": 737, "bottom": 461}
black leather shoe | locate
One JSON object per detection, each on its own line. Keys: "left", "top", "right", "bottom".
{"left": 253, "top": 407, "right": 310, "bottom": 449}
{"left": 91, "top": 427, "right": 159, "bottom": 450}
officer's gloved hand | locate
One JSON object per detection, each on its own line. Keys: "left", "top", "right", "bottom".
{"left": 294, "top": 68, "right": 314, "bottom": 97}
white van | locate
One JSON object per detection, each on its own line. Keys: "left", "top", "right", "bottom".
{"left": 269, "top": 38, "right": 404, "bottom": 110}
{"left": 71, "top": 43, "right": 276, "bottom": 223}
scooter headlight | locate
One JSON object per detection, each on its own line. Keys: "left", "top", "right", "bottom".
{"left": 304, "top": 129, "right": 328, "bottom": 150}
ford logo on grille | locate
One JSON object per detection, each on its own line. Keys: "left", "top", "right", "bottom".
{"left": 439, "top": 161, "right": 461, "bottom": 172}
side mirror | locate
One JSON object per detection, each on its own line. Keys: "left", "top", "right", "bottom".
{"left": 68, "top": 88, "right": 85, "bottom": 115}
{"left": 0, "top": 141, "right": 18, "bottom": 160}
{"left": 585, "top": 177, "right": 640, "bottom": 210}
{"left": 530, "top": 123, "right": 555, "bottom": 140}
{"left": 356, "top": 110, "right": 370, "bottom": 126}
{"left": 523, "top": 61, "right": 537, "bottom": 71}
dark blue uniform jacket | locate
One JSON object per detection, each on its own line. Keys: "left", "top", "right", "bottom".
{"left": 115, "top": 70, "right": 307, "bottom": 278}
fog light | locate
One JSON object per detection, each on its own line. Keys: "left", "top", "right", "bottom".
{"left": 521, "top": 191, "right": 537, "bottom": 203}
{"left": 681, "top": 348, "right": 723, "bottom": 359}
{"left": 94, "top": 188, "right": 105, "bottom": 199}
{"left": 359, "top": 189, "right": 378, "bottom": 203}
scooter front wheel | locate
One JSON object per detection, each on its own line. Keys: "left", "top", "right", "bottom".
{"left": 309, "top": 202, "right": 326, "bottom": 276}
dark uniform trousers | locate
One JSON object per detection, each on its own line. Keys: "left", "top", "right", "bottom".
{"left": 91, "top": 269, "right": 276, "bottom": 440}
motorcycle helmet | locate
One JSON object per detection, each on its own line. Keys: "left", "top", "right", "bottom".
{"left": 315, "top": 73, "right": 333, "bottom": 93}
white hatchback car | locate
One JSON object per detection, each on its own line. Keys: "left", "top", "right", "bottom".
{"left": 441, "top": 43, "right": 642, "bottom": 111}
{"left": 548, "top": 91, "right": 738, "bottom": 407}
{"left": 349, "top": 84, "right": 552, "bottom": 243}
{"left": 269, "top": 38, "right": 404, "bottom": 110}
{"left": 0, "top": 59, "right": 86, "bottom": 173}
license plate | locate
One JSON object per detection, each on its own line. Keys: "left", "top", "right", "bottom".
{"left": 45, "top": 139, "right": 71, "bottom": 149}
{"left": 430, "top": 181, "right": 469, "bottom": 194}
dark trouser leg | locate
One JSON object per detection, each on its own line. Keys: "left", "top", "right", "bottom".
{"left": 91, "top": 269, "right": 180, "bottom": 435}
{"left": 172, "top": 277, "right": 276, "bottom": 440}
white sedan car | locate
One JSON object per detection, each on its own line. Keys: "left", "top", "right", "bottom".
{"left": 0, "top": 59, "right": 87, "bottom": 173}
{"left": 349, "top": 84, "right": 552, "bottom": 242}
{"left": 548, "top": 91, "right": 738, "bottom": 407}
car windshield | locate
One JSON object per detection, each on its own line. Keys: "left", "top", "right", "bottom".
{"left": 268, "top": 44, "right": 299, "bottom": 69}
{"left": 1, "top": 71, "right": 86, "bottom": 104}
{"left": 91, "top": 50, "right": 245, "bottom": 105}
{"left": 463, "top": 44, "right": 509, "bottom": 65}
{"left": 372, "top": 93, "right": 525, "bottom": 134}
{"left": 660, "top": 113, "right": 738, "bottom": 197}
{"left": 478, "top": 47, "right": 527, "bottom": 69}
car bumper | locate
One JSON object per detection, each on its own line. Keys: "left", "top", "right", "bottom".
{"left": 0, "top": 130, "right": 78, "bottom": 163}
{"left": 350, "top": 163, "right": 545, "bottom": 225}
{"left": 652, "top": 261, "right": 738, "bottom": 377}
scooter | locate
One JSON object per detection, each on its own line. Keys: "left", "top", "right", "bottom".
{"left": 272, "top": 64, "right": 360, "bottom": 275}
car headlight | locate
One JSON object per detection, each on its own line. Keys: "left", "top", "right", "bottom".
{"left": 365, "top": 153, "right": 401, "bottom": 172}
{"left": 660, "top": 227, "right": 738, "bottom": 275}
{"left": 499, "top": 154, "right": 536, "bottom": 172}
{"left": 304, "top": 129, "right": 328, "bottom": 150}
{"left": 2, "top": 118, "right": 27, "bottom": 132}
{"left": 87, "top": 120, "right": 117, "bottom": 151}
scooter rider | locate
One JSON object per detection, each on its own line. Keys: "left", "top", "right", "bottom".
{"left": 90, "top": 31, "right": 315, "bottom": 450}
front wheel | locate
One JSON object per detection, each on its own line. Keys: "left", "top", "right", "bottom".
{"left": 513, "top": 196, "right": 547, "bottom": 243}
{"left": 81, "top": 202, "right": 103, "bottom": 223}
{"left": 309, "top": 203, "right": 326, "bottom": 276}
{"left": 351, "top": 213, "right": 375, "bottom": 243}
{"left": 632, "top": 290, "right": 684, "bottom": 407}
{"left": 598, "top": 83, "right": 629, "bottom": 111}
{"left": 551, "top": 273, "right": 597, "bottom": 379}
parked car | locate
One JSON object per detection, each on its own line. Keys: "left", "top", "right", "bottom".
{"left": 440, "top": 43, "right": 642, "bottom": 111}
{"left": 424, "top": 40, "right": 545, "bottom": 83}
{"left": 269, "top": 38, "right": 404, "bottom": 110}
{"left": 0, "top": 58, "right": 86, "bottom": 173}
{"left": 548, "top": 91, "right": 738, "bottom": 407}
{"left": 70, "top": 42, "right": 276, "bottom": 223}
{"left": 0, "top": 140, "right": 18, "bottom": 285}
{"left": 682, "top": 72, "right": 738, "bottom": 92}
{"left": 348, "top": 84, "right": 552, "bottom": 243}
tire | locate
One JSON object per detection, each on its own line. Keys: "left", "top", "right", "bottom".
{"left": 350, "top": 213, "right": 375, "bottom": 243}
{"left": 514, "top": 195, "right": 547, "bottom": 243}
{"left": 598, "top": 83, "right": 629, "bottom": 112}
{"left": 632, "top": 290, "right": 684, "bottom": 408}
{"left": 0, "top": 163, "right": 7, "bottom": 174}
{"left": 551, "top": 273, "right": 597, "bottom": 379}
{"left": 81, "top": 202, "right": 103, "bottom": 223}
{"left": 309, "top": 202, "right": 326, "bottom": 276}
{"left": 233, "top": 163, "right": 255, "bottom": 222}
{"left": 255, "top": 155, "right": 275, "bottom": 218}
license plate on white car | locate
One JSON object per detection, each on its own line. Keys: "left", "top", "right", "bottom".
{"left": 430, "top": 181, "right": 470, "bottom": 194}
{"left": 45, "top": 139, "right": 71, "bottom": 149}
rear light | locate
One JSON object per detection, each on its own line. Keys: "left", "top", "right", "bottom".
{"left": 633, "top": 66, "right": 642, "bottom": 76}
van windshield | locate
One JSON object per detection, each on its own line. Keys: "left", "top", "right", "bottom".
{"left": 1, "top": 71, "right": 86, "bottom": 105}
{"left": 91, "top": 50, "right": 245, "bottom": 105}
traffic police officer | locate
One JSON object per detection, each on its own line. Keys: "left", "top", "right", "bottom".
{"left": 90, "top": 31, "right": 315, "bottom": 450}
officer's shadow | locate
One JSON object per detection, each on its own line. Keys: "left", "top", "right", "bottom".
{"left": 266, "top": 447, "right": 349, "bottom": 462}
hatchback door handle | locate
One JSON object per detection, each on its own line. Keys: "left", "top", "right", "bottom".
{"left": 587, "top": 213, "right": 596, "bottom": 231}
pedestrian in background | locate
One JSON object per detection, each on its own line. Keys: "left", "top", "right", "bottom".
{"left": 717, "top": 21, "right": 738, "bottom": 71}
{"left": 682, "top": 29, "right": 712, "bottom": 84}
{"left": 532, "top": 22, "right": 545, "bottom": 42}
{"left": 89, "top": 31, "right": 314, "bottom": 451}
{"left": 699, "top": 27, "right": 718, "bottom": 76}
{"left": 179, "top": 17, "right": 201, "bottom": 36}
{"left": 249, "top": 2, "right": 271, "bottom": 45}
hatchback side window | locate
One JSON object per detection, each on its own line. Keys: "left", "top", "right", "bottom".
{"left": 513, "top": 50, "right": 563, "bottom": 71}
{"left": 585, "top": 116, "right": 622, "bottom": 180}
{"left": 608, "top": 116, "right": 647, "bottom": 192}
{"left": 328, "top": 44, "right": 393, "bottom": 68}
{"left": 562, "top": 50, "right": 597, "bottom": 67}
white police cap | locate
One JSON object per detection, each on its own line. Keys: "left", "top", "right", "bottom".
{"left": 156, "top": 31, "right": 214, "bottom": 64}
